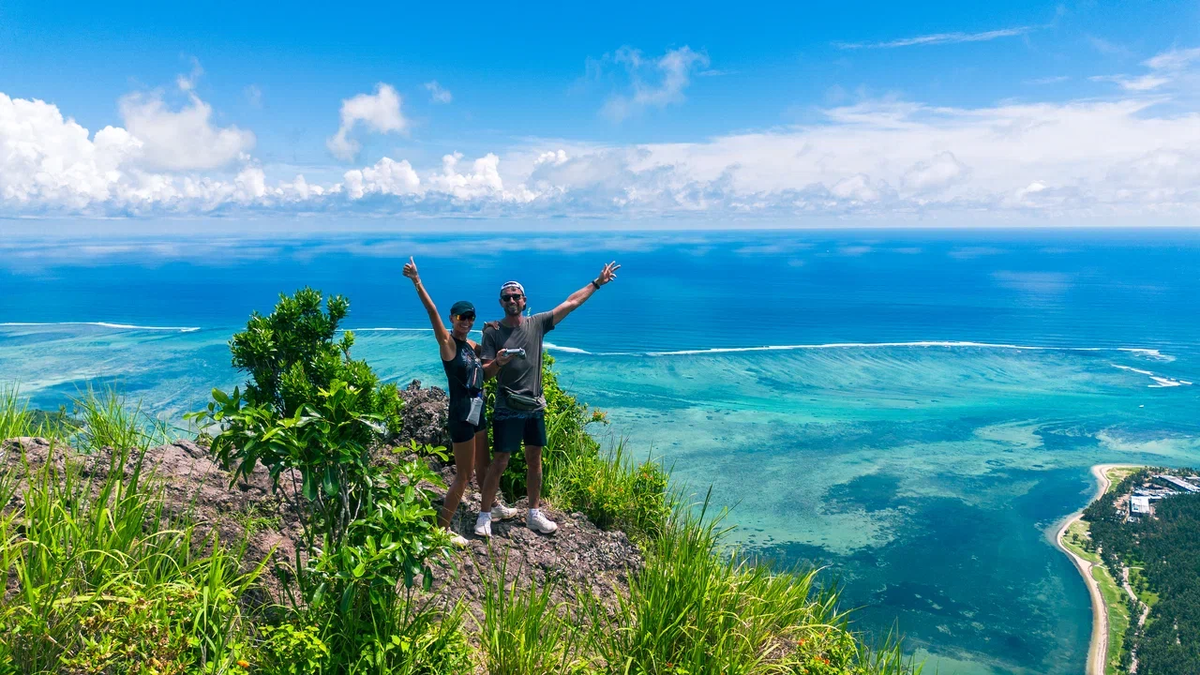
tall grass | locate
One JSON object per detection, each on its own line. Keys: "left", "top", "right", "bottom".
{"left": 548, "top": 440, "right": 672, "bottom": 546}
{"left": 71, "top": 384, "right": 171, "bottom": 454}
{"left": 0, "top": 386, "right": 38, "bottom": 439}
{"left": 479, "top": 553, "right": 584, "bottom": 675}
{"left": 0, "top": 443, "right": 264, "bottom": 674}
{"left": 582, "top": 496, "right": 923, "bottom": 675}
{"left": 0, "top": 388, "right": 263, "bottom": 674}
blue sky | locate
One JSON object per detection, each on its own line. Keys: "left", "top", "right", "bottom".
{"left": 2, "top": 0, "right": 1200, "bottom": 227}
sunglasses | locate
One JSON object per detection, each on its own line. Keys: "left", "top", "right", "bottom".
{"left": 454, "top": 313, "right": 476, "bottom": 321}
{"left": 501, "top": 294, "right": 524, "bottom": 302}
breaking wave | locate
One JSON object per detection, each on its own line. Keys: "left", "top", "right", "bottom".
{"left": 0, "top": 321, "right": 201, "bottom": 333}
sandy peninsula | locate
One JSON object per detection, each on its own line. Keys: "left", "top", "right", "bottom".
{"left": 1053, "top": 464, "right": 1140, "bottom": 675}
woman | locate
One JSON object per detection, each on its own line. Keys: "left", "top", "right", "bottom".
{"left": 402, "top": 257, "right": 515, "bottom": 545}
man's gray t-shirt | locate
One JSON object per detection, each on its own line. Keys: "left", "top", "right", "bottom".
{"left": 482, "top": 311, "right": 555, "bottom": 414}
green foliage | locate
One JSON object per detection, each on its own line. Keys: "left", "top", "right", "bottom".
{"left": 190, "top": 288, "right": 460, "bottom": 674}
{"left": 549, "top": 443, "right": 672, "bottom": 545}
{"left": 583, "top": 497, "right": 921, "bottom": 675}
{"left": 259, "top": 622, "right": 330, "bottom": 675}
{"left": 72, "top": 385, "right": 170, "bottom": 454}
{"left": 188, "top": 288, "right": 419, "bottom": 554}
{"left": 0, "top": 440, "right": 263, "bottom": 675}
{"left": 480, "top": 555, "right": 585, "bottom": 675}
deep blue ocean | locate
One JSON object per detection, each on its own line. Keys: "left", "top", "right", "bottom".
{"left": 4, "top": 228, "right": 1200, "bottom": 674}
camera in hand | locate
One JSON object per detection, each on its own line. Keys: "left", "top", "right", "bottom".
{"left": 505, "top": 348, "right": 527, "bottom": 359}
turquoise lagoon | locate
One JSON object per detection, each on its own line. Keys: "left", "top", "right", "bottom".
{"left": 3, "top": 228, "right": 1199, "bottom": 674}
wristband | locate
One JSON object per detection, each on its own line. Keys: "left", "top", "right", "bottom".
{"left": 591, "top": 279, "right": 601, "bottom": 290}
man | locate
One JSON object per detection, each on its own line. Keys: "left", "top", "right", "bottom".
{"left": 475, "top": 261, "right": 620, "bottom": 537}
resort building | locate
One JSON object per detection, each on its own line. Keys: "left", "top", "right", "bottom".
{"left": 1154, "top": 475, "right": 1200, "bottom": 493}
{"left": 1129, "top": 496, "right": 1152, "bottom": 522}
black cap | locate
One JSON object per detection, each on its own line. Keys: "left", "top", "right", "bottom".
{"left": 449, "top": 300, "right": 475, "bottom": 317}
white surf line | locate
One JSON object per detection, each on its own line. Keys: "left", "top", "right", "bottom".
{"left": 642, "top": 341, "right": 1172, "bottom": 358}
{"left": 1110, "top": 364, "right": 1193, "bottom": 388}
{"left": 0, "top": 321, "right": 201, "bottom": 333}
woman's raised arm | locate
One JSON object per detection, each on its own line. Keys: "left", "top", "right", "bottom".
{"left": 402, "top": 257, "right": 456, "bottom": 361}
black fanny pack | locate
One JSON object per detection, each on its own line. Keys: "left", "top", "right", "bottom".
{"left": 502, "top": 387, "right": 545, "bottom": 411}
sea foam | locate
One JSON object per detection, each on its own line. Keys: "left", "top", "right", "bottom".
{"left": 0, "top": 321, "right": 200, "bottom": 333}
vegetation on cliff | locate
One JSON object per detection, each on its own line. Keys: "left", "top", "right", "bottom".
{"left": 0, "top": 289, "right": 919, "bottom": 675}
{"left": 1083, "top": 468, "right": 1200, "bottom": 675}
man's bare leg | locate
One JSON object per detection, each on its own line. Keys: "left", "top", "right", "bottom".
{"left": 525, "top": 445, "right": 543, "bottom": 510}
{"left": 480, "top": 452, "right": 511, "bottom": 514}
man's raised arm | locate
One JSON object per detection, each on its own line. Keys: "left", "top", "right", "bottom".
{"left": 550, "top": 261, "right": 620, "bottom": 326}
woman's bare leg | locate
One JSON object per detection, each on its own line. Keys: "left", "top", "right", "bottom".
{"left": 439, "top": 439, "right": 476, "bottom": 529}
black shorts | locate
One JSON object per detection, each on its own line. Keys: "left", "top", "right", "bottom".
{"left": 492, "top": 413, "right": 547, "bottom": 454}
{"left": 448, "top": 414, "right": 487, "bottom": 444}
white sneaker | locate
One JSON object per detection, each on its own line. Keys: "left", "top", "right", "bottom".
{"left": 447, "top": 529, "right": 469, "bottom": 547}
{"left": 492, "top": 500, "right": 518, "bottom": 521}
{"left": 527, "top": 510, "right": 558, "bottom": 535}
{"left": 474, "top": 513, "right": 492, "bottom": 538}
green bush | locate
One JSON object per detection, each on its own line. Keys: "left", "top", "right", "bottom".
{"left": 189, "top": 288, "right": 460, "bottom": 674}
{"left": 583, "top": 498, "right": 921, "bottom": 675}
{"left": 480, "top": 555, "right": 586, "bottom": 675}
{"left": 0, "top": 436, "right": 263, "bottom": 675}
{"left": 549, "top": 442, "right": 672, "bottom": 545}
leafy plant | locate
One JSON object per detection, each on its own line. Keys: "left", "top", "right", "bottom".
{"left": 549, "top": 442, "right": 672, "bottom": 545}
{"left": 188, "top": 288, "right": 459, "bottom": 674}
{"left": 480, "top": 553, "right": 588, "bottom": 675}
{"left": 0, "top": 438, "right": 263, "bottom": 675}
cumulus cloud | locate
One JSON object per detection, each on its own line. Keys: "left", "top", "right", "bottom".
{"left": 118, "top": 89, "right": 255, "bottom": 171}
{"left": 424, "top": 81, "right": 452, "bottom": 104}
{"left": 326, "top": 83, "right": 407, "bottom": 161}
{"left": 8, "top": 81, "right": 1200, "bottom": 221}
{"left": 598, "top": 46, "right": 709, "bottom": 122}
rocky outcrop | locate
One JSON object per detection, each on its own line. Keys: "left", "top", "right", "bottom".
{"left": 395, "top": 380, "right": 453, "bottom": 448}
{"left": 1, "top": 434, "right": 640, "bottom": 619}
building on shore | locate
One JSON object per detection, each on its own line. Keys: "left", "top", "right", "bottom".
{"left": 1154, "top": 474, "right": 1200, "bottom": 493}
{"left": 1129, "top": 496, "right": 1152, "bottom": 522}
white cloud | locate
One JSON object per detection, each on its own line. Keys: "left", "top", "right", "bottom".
{"left": 1025, "top": 75, "right": 1069, "bottom": 85}
{"left": 424, "top": 81, "right": 452, "bottom": 104}
{"left": 118, "top": 92, "right": 254, "bottom": 171}
{"left": 8, "top": 83, "right": 1200, "bottom": 222}
{"left": 1092, "top": 45, "right": 1200, "bottom": 92}
{"left": 1144, "top": 47, "right": 1200, "bottom": 72}
{"left": 598, "top": 46, "right": 709, "bottom": 122}
{"left": 326, "top": 83, "right": 408, "bottom": 161}
{"left": 836, "top": 26, "right": 1037, "bottom": 49}
{"left": 116, "top": 72, "right": 255, "bottom": 171}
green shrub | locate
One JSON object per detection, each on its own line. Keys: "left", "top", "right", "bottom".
{"left": 259, "top": 622, "right": 330, "bottom": 675}
{"left": 584, "top": 498, "right": 921, "bottom": 675}
{"left": 549, "top": 442, "right": 672, "bottom": 545}
{"left": 190, "top": 288, "right": 461, "bottom": 674}
{"left": 0, "top": 440, "right": 263, "bottom": 675}
{"left": 480, "top": 555, "right": 585, "bottom": 675}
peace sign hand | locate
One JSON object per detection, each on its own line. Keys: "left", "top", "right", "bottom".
{"left": 597, "top": 260, "right": 621, "bottom": 286}
{"left": 402, "top": 256, "right": 420, "bottom": 284}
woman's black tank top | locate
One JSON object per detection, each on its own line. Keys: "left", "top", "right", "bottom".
{"left": 442, "top": 336, "right": 483, "bottom": 419}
